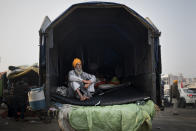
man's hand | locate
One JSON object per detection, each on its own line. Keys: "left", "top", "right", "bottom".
{"left": 83, "top": 80, "right": 91, "bottom": 84}
{"left": 84, "top": 83, "right": 90, "bottom": 89}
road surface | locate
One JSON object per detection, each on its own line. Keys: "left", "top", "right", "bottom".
{"left": 1, "top": 106, "right": 196, "bottom": 131}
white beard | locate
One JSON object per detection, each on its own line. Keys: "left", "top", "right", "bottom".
{"left": 75, "top": 68, "right": 83, "bottom": 75}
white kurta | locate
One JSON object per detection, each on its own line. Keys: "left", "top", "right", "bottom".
{"left": 68, "top": 70, "right": 96, "bottom": 93}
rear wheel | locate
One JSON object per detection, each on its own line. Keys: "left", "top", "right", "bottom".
{"left": 179, "top": 98, "right": 186, "bottom": 108}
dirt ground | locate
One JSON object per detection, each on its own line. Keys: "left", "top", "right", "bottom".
{"left": 0, "top": 108, "right": 60, "bottom": 131}
{"left": 0, "top": 106, "right": 196, "bottom": 131}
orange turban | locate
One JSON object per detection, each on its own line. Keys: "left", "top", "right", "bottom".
{"left": 72, "top": 58, "right": 82, "bottom": 68}
{"left": 173, "top": 80, "right": 178, "bottom": 84}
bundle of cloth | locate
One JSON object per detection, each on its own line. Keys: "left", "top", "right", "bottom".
{"left": 58, "top": 100, "right": 155, "bottom": 131}
{"left": 6, "top": 64, "right": 39, "bottom": 81}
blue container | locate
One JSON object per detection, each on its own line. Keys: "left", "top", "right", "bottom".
{"left": 28, "top": 87, "right": 46, "bottom": 110}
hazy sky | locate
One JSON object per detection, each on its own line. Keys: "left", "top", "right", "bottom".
{"left": 0, "top": 0, "right": 195, "bottom": 77}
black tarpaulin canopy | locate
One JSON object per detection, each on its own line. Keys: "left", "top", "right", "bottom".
{"left": 39, "top": 2, "right": 162, "bottom": 106}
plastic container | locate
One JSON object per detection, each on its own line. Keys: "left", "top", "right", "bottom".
{"left": 28, "top": 87, "right": 46, "bottom": 110}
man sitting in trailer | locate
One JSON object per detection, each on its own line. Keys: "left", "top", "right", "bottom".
{"left": 67, "top": 58, "right": 96, "bottom": 101}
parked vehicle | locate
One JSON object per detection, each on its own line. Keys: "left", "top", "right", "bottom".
{"left": 178, "top": 85, "right": 196, "bottom": 108}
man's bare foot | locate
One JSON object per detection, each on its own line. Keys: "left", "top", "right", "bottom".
{"left": 84, "top": 95, "right": 89, "bottom": 99}
{"left": 80, "top": 96, "right": 86, "bottom": 101}
{"left": 80, "top": 95, "right": 89, "bottom": 101}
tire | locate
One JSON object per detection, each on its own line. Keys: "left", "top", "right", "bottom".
{"left": 179, "top": 98, "right": 186, "bottom": 108}
{"left": 164, "top": 98, "right": 170, "bottom": 107}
